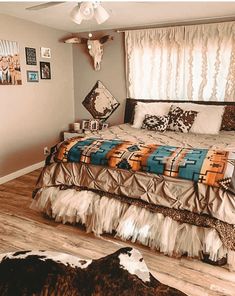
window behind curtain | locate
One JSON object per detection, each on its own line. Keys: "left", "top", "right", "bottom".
{"left": 125, "top": 21, "right": 235, "bottom": 101}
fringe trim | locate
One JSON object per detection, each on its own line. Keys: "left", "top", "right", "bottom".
{"left": 228, "top": 251, "right": 235, "bottom": 271}
{"left": 31, "top": 187, "right": 235, "bottom": 269}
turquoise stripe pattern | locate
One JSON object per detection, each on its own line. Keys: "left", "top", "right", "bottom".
{"left": 67, "top": 138, "right": 97, "bottom": 162}
{"left": 145, "top": 146, "right": 177, "bottom": 174}
{"left": 178, "top": 148, "right": 208, "bottom": 181}
{"left": 90, "top": 139, "right": 122, "bottom": 165}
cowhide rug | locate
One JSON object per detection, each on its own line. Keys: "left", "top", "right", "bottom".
{"left": 0, "top": 247, "right": 186, "bottom": 296}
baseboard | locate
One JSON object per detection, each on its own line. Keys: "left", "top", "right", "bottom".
{"left": 0, "top": 161, "right": 45, "bottom": 185}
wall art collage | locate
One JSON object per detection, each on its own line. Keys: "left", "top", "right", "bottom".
{"left": 0, "top": 39, "right": 52, "bottom": 85}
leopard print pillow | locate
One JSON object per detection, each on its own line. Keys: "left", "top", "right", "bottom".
{"left": 221, "top": 105, "right": 235, "bottom": 131}
{"left": 142, "top": 114, "right": 170, "bottom": 132}
{"left": 167, "top": 105, "right": 198, "bottom": 133}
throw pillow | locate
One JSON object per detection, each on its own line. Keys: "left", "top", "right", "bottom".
{"left": 175, "top": 103, "right": 225, "bottom": 134}
{"left": 167, "top": 105, "right": 198, "bottom": 133}
{"left": 221, "top": 105, "right": 235, "bottom": 131}
{"left": 132, "top": 102, "right": 171, "bottom": 129}
{"left": 142, "top": 114, "right": 170, "bottom": 132}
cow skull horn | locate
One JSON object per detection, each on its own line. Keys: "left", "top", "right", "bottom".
{"left": 60, "top": 35, "right": 88, "bottom": 44}
{"left": 99, "top": 35, "right": 113, "bottom": 44}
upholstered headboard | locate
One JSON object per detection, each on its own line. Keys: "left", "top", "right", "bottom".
{"left": 124, "top": 98, "right": 235, "bottom": 124}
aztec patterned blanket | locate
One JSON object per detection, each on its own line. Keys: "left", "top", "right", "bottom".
{"left": 50, "top": 137, "right": 235, "bottom": 190}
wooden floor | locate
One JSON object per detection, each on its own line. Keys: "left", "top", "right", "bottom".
{"left": 0, "top": 170, "right": 235, "bottom": 296}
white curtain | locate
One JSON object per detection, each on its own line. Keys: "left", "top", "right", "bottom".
{"left": 125, "top": 21, "right": 235, "bottom": 101}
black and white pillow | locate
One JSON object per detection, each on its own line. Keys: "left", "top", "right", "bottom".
{"left": 142, "top": 114, "right": 170, "bottom": 132}
{"left": 167, "top": 105, "right": 198, "bottom": 133}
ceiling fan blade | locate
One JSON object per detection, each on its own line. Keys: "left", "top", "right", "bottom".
{"left": 26, "top": 2, "right": 64, "bottom": 11}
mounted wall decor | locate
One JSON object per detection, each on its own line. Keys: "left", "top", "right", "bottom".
{"left": 0, "top": 39, "right": 22, "bottom": 85}
{"left": 40, "top": 47, "right": 51, "bottom": 59}
{"left": 27, "top": 70, "right": 39, "bottom": 82}
{"left": 61, "top": 34, "right": 113, "bottom": 71}
{"left": 82, "top": 80, "right": 119, "bottom": 121}
{"left": 40, "top": 61, "right": 51, "bottom": 79}
{"left": 25, "top": 47, "right": 37, "bottom": 65}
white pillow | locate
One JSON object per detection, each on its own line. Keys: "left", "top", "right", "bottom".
{"left": 132, "top": 102, "right": 171, "bottom": 129}
{"left": 175, "top": 103, "right": 225, "bottom": 134}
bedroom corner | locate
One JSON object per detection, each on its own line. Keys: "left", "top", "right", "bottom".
{"left": 0, "top": 14, "right": 75, "bottom": 181}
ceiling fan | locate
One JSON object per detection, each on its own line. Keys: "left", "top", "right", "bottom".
{"left": 26, "top": 1, "right": 110, "bottom": 24}
{"left": 26, "top": 2, "right": 64, "bottom": 11}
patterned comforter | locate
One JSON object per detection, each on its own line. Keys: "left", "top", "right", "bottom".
{"left": 50, "top": 137, "right": 235, "bottom": 191}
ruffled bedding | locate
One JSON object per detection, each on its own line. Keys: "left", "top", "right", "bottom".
{"left": 31, "top": 124, "right": 235, "bottom": 270}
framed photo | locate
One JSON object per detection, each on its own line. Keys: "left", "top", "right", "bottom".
{"left": 27, "top": 70, "right": 39, "bottom": 82}
{"left": 101, "top": 122, "right": 109, "bottom": 129}
{"left": 40, "top": 62, "right": 51, "bottom": 79}
{"left": 40, "top": 47, "right": 51, "bottom": 58}
{"left": 25, "top": 47, "right": 37, "bottom": 65}
{"left": 81, "top": 120, "right": 90, "bottom": 130}
{"left": 89, "top": 119, "right": 100, "bottom": 131}
{"left": 0, "top": 39, "right": 22, "bottom": 85}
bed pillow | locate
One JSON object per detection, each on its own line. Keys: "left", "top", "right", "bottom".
{"left": 221, "top": 105, "right": 235, "bottom": 131}
{"left": 175, "top": 103, "right": 225, "bottom": 134}
{"left": 142, "top": 114, "right": 170, "bottom": 132}
{"left": 167, "top": 105, "right": 198, "bottom": 133}
{"left": 132, "top": 102, "right": 171, "bottom": 129}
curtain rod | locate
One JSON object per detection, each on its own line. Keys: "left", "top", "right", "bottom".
{"left": 116, "top": 16, "right": 235, "bottom": 33}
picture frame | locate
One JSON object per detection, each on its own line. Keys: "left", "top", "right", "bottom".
{"left": 89, "top": 119, "right": 100, "bottom": 131}
{"left": 40, "top": 47, "right": 51, "bottom": 59}
{"left": 81, "top": 120, "right": 90, "bottom": 130}
{"left": 0, "top": 39, "right": 22, "bottom": 85}
{"left": 25, "top": 47, "right": 37, "bottom": 65}
{"left": 101, "top": 122, "right": 109, "bottom": 129}
{"left": 40, "top": 62, "right": 51, "bottom": 80}
{"left": 27, "top": 70, "right": 39, "bottom": 82}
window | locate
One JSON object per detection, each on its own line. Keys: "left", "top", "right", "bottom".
{"left": 125, "top": 21, "right": 235, "bottom": 101}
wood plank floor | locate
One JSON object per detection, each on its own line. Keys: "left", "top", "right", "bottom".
{"left": 0, "top": 169, "right": 235, "bottom": 296}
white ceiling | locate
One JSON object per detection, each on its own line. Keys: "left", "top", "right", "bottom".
{"left": 0, "top": 1, "right": 235, "bottom": 33}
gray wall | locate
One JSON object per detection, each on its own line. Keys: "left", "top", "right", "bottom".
{"left": 73, "top": 30, "right": 126, "bottom": 125}
{"left": 0, "top": 14, "right": 74, "bottom": 177}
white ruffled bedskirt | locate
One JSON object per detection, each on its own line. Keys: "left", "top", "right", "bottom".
{"left": 31, "top": 187, "right": 235, "bottom": 270}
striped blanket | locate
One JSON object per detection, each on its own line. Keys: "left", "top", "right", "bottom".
{"left": 51, "top": 137, "right": 235, "bottom": 190}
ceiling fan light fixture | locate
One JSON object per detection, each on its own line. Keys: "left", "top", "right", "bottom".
{"left": 70, "top": 2, "right": 109, "bottom": 25}
{"left": 94, "top": 4, "right": 110, "bottom": 24}
{"left": 70, "top": 4, "right": 83, "bottom": 24}
{"left": 79, "top": 2, "right": 94, "bottom": 20}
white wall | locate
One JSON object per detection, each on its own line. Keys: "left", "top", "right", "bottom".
{"left": 0, "top": 14, "right": 74, "bottom": 177}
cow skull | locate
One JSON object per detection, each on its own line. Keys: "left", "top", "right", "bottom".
{"left": 62, "top": 34, "right": 113, "bottom": 71}
{"left": 87, "top": 39, "right": 103, "bottom": 71}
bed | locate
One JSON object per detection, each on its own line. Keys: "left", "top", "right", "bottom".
{"left": 31, "top": 98, "right": 235, "bottom": 270}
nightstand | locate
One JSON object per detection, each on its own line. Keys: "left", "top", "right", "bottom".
{"left": 62, "top": 131, "right": 85, "bottom": 141}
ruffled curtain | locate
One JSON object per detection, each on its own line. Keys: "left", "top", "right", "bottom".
{"left": 125, "top": 22, "right": 235, "bottom": 101}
